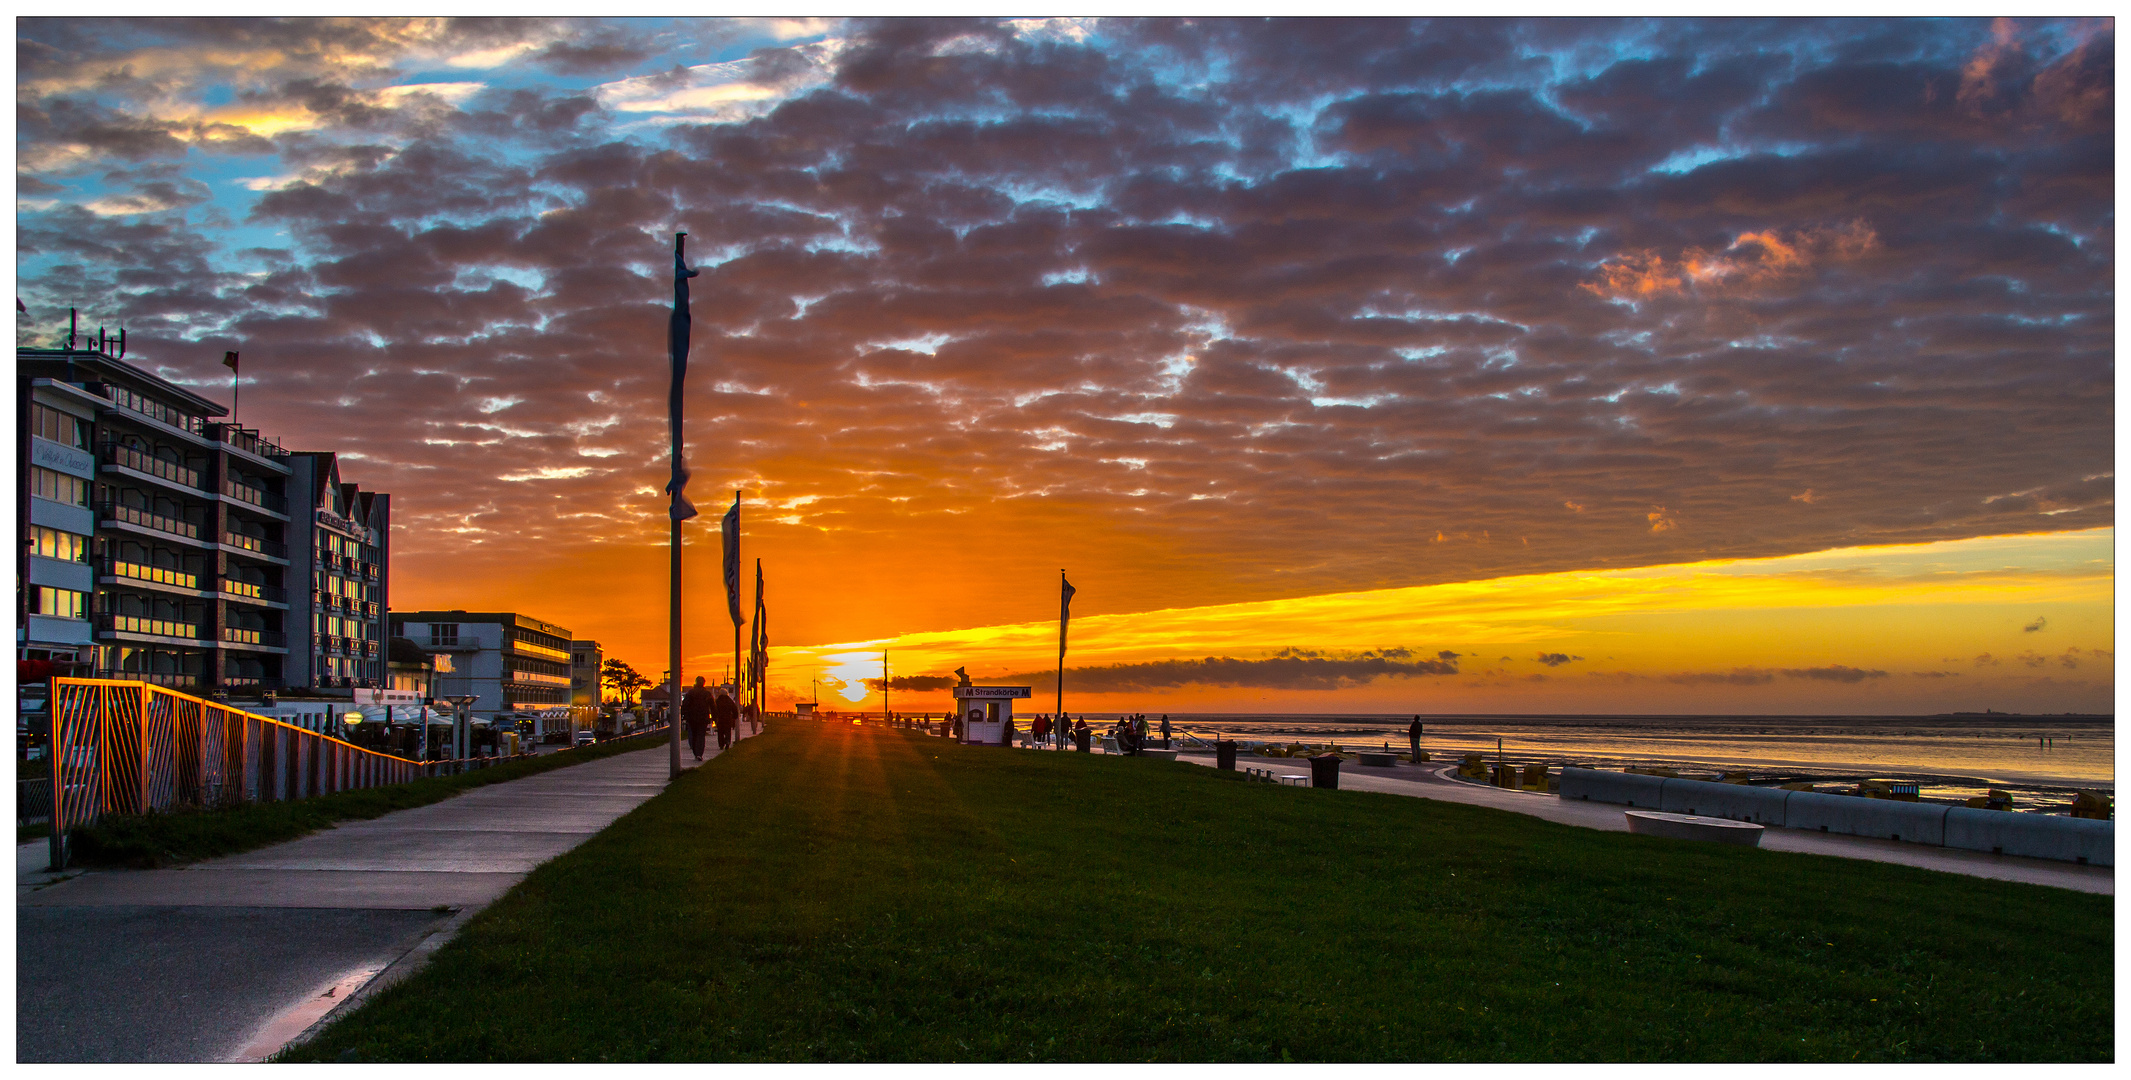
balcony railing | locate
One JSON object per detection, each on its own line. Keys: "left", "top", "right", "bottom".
{"left": 363, "top": 641, "right": 380, "bottom": 658}
{"left": 320, "top": 551, "right": 343, "bottom": 570}
{"left": 98, "top": 612, "right": 201, "bottom": 639}
{"left": 101, "top": 558, "right": 200, "bottom": 591}
{"left": 211, "top": 424, "right": 290, "bottom": 460}
{"left": 221, "top": 579, "right": 287, "bottom": 604}
{"left": 359, "top": 561, "right": 380, "bottom": 580}
{"left": 99, "top": 502, "right": 200, "bottom": 540}
{"left": 221, "top": 626, "right": 287, "bottom": 648}
{"left": 100, "top": 443, "right": 202, "bottom": 489}
{"left": 218, "top": 675, "right": 284, "bottom": 692}
{"left": 90, "top": 668, "right": 198, "bottom": 689}
{"left": 223, "top": 479, "right": 288, "bottom": 514}
{"left": 221, "top": 532, "right": 288, "bottom": 559}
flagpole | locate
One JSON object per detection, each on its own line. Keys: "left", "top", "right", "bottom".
{"left": 1056, "top": 569, "right": 1068, "bottom": 722}
{"left": 882, "top": 649, "right": 889, "bottom": 722}
{"left": 730, "top": 489, "right": 742, "bottom": 714}
{"left": 667, "top": 232, "right": 702, "bottom": 780}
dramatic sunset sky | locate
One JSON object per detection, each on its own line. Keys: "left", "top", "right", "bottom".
{"left": 16, "top": 17, "right": 2115, "bottom": 714}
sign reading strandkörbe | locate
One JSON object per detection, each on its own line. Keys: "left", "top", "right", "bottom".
{"left": 952, "top": 686, "right": 1032, "bottom": 699}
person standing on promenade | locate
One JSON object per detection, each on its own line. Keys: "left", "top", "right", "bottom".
{"left": 713, "top": 687, "right": 740, "bottom": 751}
{"left": 1408, "top": 715, "right": 1423, "bottom": 761}
{"left": 1160, "top": 715, "right": 1171, "bottom": 749}
{"left": 682, "top": 677, "right": 714, "bottom": 762}
{"left": 1033, "top": 713, "right": 1050, "bottom": 748}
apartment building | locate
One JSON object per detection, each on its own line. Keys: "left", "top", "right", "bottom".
{"left": 17, "top": 335, "right": 391, "bottom": 700}
{"left": 388, "top": 611, "right": 574, "bottom": 717}
{"left": 570, "top": 639, "right": 603, "bottom": 708}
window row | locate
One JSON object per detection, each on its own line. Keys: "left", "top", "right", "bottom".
{"left": 29, "top": 586, "right": 87, "bottom": 619}
{"left": 28, "top": 525, "right": 90, "bottom": 562}
{"left": 31, "top": 403, "right": 89, "bottom": 449}
{"left": 31, "top": 467, "right": 89, "bottom": 507}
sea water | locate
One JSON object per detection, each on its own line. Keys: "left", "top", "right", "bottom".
{"left": 1066, "top": 713, "right": 2112, "bottom": 808}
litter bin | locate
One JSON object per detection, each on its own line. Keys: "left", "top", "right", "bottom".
{"left": 1309, "top": 754, "right": 1341, "bottom": 789}
{"left": 1216, "top": 740, "right": 1237, "bottom": 771}
{"left": 1075, "top": 729, "right": 1092, "bottom": 753}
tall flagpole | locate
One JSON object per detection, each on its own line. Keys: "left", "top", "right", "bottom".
{"left": 882, "top": 649, "right": 889, "bottom": 722}
{"left": 1057, "top": 570, "right": 1075, "bottom": 723}
{"left": 667, "top": 232, "right": 702, "bottom": 780}
{"left": 732, "top": 490, "right": 742, "bottom": 712}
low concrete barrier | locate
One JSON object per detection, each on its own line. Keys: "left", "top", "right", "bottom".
{"left": 1658, "top": 777, "right": 1790, "bottom": 825}
{"left": 1139, "top": 748, "right": 1178, "bottom": 761}
{"left": 1945, "top": 807, "right": 2114, "bottom": 866}
{"left": 1784, "top": 790, "right": 1950, "bottom": 845}
{"left": 1558, "top": 767, "right": 1668, "bottom": 808}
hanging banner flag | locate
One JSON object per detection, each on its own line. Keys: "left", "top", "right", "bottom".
{"left": 667, "top": 235, "right": 701, "bottom": 522}
{"left": 1059, "top": 572, "right": 1076, "bottom": 659}
{"left": 721, "top": 493, "right": 742, "bottom": 626}
{"left": 752, "top": 559, "right": 767, "bottom": 682}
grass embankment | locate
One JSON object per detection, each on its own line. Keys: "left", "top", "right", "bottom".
{"left": 65, "top": 733, "right": 671, "bottom": 868}
{"left": 291, "top": 723, "right": 2110, "bottom": 1062}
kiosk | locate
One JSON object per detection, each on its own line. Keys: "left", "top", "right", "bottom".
{"left": 953, "top": 685, "right": 1031, "bottom": 745}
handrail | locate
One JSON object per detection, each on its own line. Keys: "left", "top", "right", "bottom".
{"left": 47, "top": 678, "right": 422, "bottom": 869}
{"left": 100, "top": 442, "right": 202, "bottom": 489}
{"left": 101, "top": 557, "right": 200, "bottom": 591}
{"left": 221, "top": 579, "right": 287, "bottom": 604}
{"left": 99, "top": 502, "right": 200, "bottom": 540}
{"left": 97, "top": 612, "right": 200, "bottom": 639}
{"left": 221, "top": 531, "right": 288, "bottom": 559}
{"left": 222, "top": 479, "right": 288, "bottom": 514}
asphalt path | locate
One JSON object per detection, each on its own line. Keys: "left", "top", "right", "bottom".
{"left": 16, "top": 727, "right": 750, "bottom": 1063}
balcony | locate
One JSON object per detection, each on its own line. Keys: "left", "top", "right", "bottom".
{"left": 363, "top": 641, "right": 380, "bottom": 658}
{"left": 320, "top": 550, "right": 343, "bottom": 570}
{"left": 219, "top": 675, "right": 284, "bottom": 693}
{"left": 364, "top": 600, "right": 380, "bottom": 617}
{"left": 426, "top": 636, "right": 478, "bottom": 651}
{"left": 100, "top": 502, "right": 201, "bottom": 541}
{"left": 92, "top": 668, "right": 198, "bottom": 689}
{"left": 360, "top": 561, "right": 380, "bottom": 580}
{"left": 222, "top": 479, "right": 288, "bottom": 515}
{"left": 222, "top": 579, "right": 287, "bottom": 605}
{"left": 100, "top": 443, "right": 202, "bottom": 490}
{"left": 98, "top": 612, "right": 201, "bottom": 640}
{"left": 101, "top": 557, "right": 200, "bottom": 591}
{"left": 211, "top": 424, "right": 290, "bottom": 460}
{"left": 221, "top": 626, "right": 287, "bottom": 648}
{"left": 221, "top": 531, "right": 288, "bottom": 559}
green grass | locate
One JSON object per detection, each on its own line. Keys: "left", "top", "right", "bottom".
{"left": 289, "top": 723, "right": 2110, "bottom": 1062}
{"left": 66, "top": 732, "right": 674, "bottom": 868}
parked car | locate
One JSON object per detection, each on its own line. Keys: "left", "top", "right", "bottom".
{"left": 575, "top": 730, "right": 596, "bottom": 748}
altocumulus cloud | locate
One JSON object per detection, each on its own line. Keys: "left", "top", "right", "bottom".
{"left": 13, "top": 17, "right": 2115, "bottom": 643}
{"left": 986, "top": 648, "right": 1463, "bottom": 692}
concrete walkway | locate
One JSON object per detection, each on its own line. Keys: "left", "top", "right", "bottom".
{"left": 1178, "top": 750, "right": 2113, "bottom": 895}
{"left": 18, "top": 730, "right": 747, "bottom": 1063}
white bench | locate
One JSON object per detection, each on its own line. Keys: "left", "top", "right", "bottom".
{"left": 1624, "top": 810, "right": 1765, "bottom": 847}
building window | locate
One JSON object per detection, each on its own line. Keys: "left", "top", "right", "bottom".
{"left": 30, "top": 467, "right": 89, "bottom": 507}
{"left": 28, "top": 525, "right": 90, "bottom": 563}
{"left": 31, "top": 403, "right": 88, "bottom": 449}
{"left": 432, "top": 623, "right": 459, "bottom": 646}
{"left": 29, "top": 586, "right": 87, "bottom": 620}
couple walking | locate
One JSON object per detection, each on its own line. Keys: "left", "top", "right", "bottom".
{"left": 680, "top": 676, "right": 741, "bottom": 761}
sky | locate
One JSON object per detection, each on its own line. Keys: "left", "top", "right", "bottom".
{"left": 15, "top": 17, "right": 2115, "bottom": 714}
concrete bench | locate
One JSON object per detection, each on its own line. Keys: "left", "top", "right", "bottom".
{"left": 1625, "top": 810, "right": 1766, "bottom": 847}
{"left": 1279, "top": 774, "right": 1310, "bottom": 786}
{"left": 1357, "top": 752, "right": 1397, "bottom": 767}
{"left": 1140, "top": 749, "right": 1178, "bottom": 761}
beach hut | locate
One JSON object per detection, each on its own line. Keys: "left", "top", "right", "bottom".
{"left": 953, "top": 684, "right": 1031, "bottom": 745}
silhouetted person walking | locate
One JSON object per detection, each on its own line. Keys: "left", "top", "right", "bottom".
{"left": 682, "top": 677, "right": 714, "bottom": 761}
{"left": 714, "top": 688, "right": 740, "bottom": 750}
{"left": 1408, "top": 715, "right": 1423, "bottom": 762}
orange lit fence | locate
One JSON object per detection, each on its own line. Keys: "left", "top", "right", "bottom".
{"left": 48, "top": 678, "right": 423, "bottom": 866}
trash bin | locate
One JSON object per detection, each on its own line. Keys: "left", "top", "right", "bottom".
{"left": 1216, "top": 740, "right": 1237, "bottom": 771}
{"left": 1075, "top": 729, "right": 1092, "bottom": 753}
{"left": 1309, "top": 754, "right": 1341, "bottom": 789}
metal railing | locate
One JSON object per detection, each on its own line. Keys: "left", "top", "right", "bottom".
{"left": 97, "top": 612, "right": 200, "bottom": 639}
{"left": 99, "top": 502, "right": 200, "bottom": 540}
{"left": 211, "top": 425, "right": 290, "bottom": 460}
{"left": 100, "top": 443, "right": 202, "bottom": 489}
{"left": 223, "top": 479, "right": 288, "bottom": 514}
{"left": 46, "top": 678, "right": 423, "bottom": 868}
{"left": 101, "top": 557, "right": 200, "bottom": 591}
{"left": 221, "top": 626, "right": 287, "bottom": 648}
{"left": 221, "top": 531, "right": 288, "bottom": 559}
{"left": 222, "top": 579, "right": 287, "bottom": 604}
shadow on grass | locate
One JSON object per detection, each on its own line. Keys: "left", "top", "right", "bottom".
{"left": 288, "top": 722, "right": 2111, "bottom": 1062}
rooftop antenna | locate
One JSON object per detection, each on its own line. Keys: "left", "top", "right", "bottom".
{"left": 67, "top": 308, "right": 76, "bottom": 351}
{"left": 116, "top": 327, "right": 125, "bottom": 359}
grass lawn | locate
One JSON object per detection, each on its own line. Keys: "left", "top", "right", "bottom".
{"left": 63, "top": 731, "right": 673, "bottom": 868}
{"left": 291, "top": 723, "right": 2110, "bottom": 1062}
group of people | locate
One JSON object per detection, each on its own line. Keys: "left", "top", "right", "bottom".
{"left": 1027, "top": 713, "right": 1094, "bottom": 749}
{"left": 679, "top": 676, "right": 746, "bottom": 761}
{"left": 1102, "top": 714, "right": 1171, "bottom": 755}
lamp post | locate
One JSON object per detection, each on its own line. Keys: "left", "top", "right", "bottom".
{"left": 447, "top": 694, "right": 478, "bottom": 773}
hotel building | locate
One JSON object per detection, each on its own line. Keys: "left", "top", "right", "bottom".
{"left": 388, "top": 611, "right": 575, "bottom": 717}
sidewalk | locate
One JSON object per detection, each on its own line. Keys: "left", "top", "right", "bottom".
{"left": 17, "top": 730, "right": 746, "bottom": 1063}
{"left": 1176, "top": 750, "right": 2113, "bottom": 895}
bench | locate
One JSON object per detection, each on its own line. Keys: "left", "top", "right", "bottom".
{"left": 1624, "top": 810, "right": 1765, "bottom": 847}
{"left": 1357, "top": 752, "right": 1397, "bottom": 767}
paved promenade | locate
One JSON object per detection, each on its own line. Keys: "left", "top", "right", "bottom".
{"left": 18, "top": 732, "right": 745, "bottom": 1063}
{"left": 1179, "top": 750, "right": 2113, "bottom": 895}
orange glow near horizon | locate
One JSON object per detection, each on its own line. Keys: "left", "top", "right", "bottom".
{"left": 749, "top": 529, "right": 2113, "bottom": 715}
